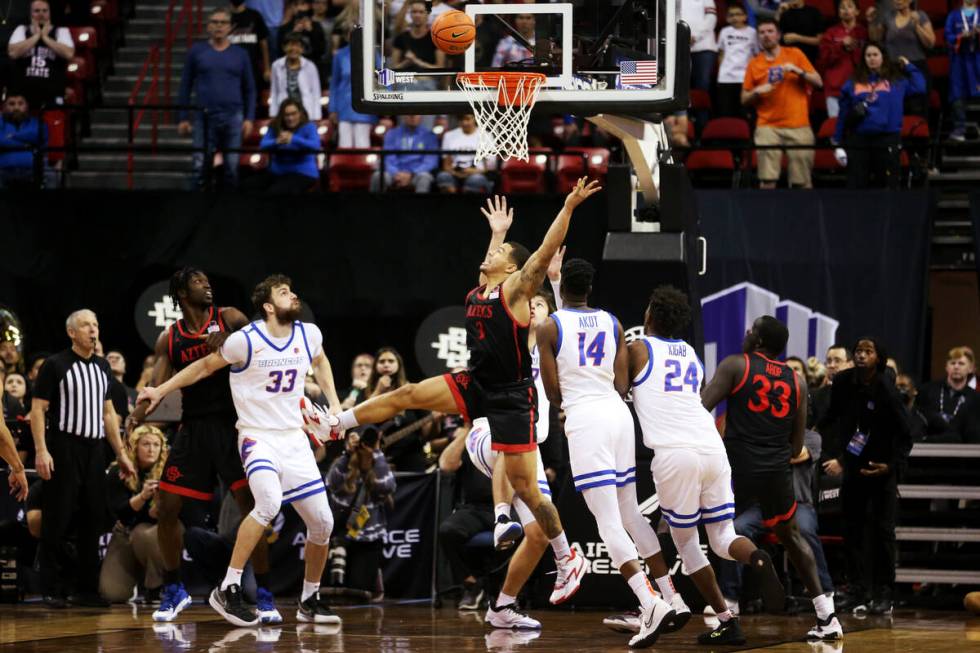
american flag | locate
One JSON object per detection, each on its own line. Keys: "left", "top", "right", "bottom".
{"left": 619, "top": 59, "right": 658, "bottom": 85}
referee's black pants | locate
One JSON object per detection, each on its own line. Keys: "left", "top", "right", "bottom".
{"left": 841, "top": 467, "right": 898, "bottom": 600}
{"left": 40, "top": 431, "right": 111, "bottom": 596}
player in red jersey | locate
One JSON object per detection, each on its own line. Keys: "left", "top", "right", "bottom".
{"left": 702, "top": 316, "right": 843, "bottom": 641}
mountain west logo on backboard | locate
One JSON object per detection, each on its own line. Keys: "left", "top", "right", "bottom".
{"left": 377, "top": 68, "right": 396, "bottom": 87}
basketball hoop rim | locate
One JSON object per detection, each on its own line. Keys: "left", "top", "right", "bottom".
{"left": 456, "top": 71, "right": 547, "bottom": 107}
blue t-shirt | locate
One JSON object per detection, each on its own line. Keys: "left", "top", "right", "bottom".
{"left": 178, "top": 42, "right": 257, "bottom": 121}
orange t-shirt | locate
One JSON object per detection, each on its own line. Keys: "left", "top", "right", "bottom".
{"left": 742, "top": 46, "right": 816, "bottom": 129}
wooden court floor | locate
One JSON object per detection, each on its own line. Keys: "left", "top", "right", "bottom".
{"left": 1, "top": 601, "right": 976, "bottom": 652}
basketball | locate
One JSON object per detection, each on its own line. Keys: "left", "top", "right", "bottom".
{"left": 431, "top": 10, "right": 476, "bottom": 55}
{"left": 966, "top": 592, "right": 980, "bottom": 615}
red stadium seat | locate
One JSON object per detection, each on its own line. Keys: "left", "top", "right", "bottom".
{"left": 325, "top": 149, "right": 379, "bottom": 192}
{"left": 555, "top": 147, "right": 610, "bottom": 193}
{"left": 689, "top": 89, "right": 712, "bottom": 113}
{"left": 500, "top": 150, "right": 549, "bottom": 193}
{"left": 916, "top": 0, "right": 948, "bottom": 25}
{"left": 929, "top": 88, "right": 942, "bottom": 110}
{"left": 246, "top": 119, "right": 271, "bottom": 146}
{"left": 927, "top": 56, "right": 949, "bottom": 79}
{"left": 816, "top": 117, "right": 837, "bottom": 140}
{"left": 315, "top": 120, "right": 333, "bottom": 149}
{"left": 90, "top": 0, "right": 119, "bottom": 23}
{"left": 700, "top": 117, "right": 751, "bottom": 144}
{"left": 902, "top": 115, "right": 930, "bottom": 140}
{"left": 69, "top": 26, "right": 99, "bottom": 52}
{"left": 686, "top": 149, "right": 735, "bottom": 172}
{"left": 43, "top": 110, "right": 68, "bottom": 164}
{"left": 239, "top": 152, "right": 269, "bottom": 172}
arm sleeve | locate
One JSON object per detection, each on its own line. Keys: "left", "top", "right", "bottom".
{"left": 371, "top": 453, "right": 396, "bottom": 496}
{"left": 550, "top": 277, "right": 562, "bottom": 309}
{"left": 805, "top": 429, "right": 822, "bottom": 462}
{"left": 833, "top": 82, "right": 853, "bottom": 143}
{"left": 56, "top": 27, "right": 74, "bottom": 48}
{"left": 326, "top": 455, "right": 350, "bottom": 493}
{"left": 269, "top": 62, "right": 281, "bottom": 117}
{"left": 742, "top": 59, "right": 757, "bottom": 91}
{"left": 107, "top": 472, "right": 137, "bottom": 522}
{"left": 9, "top": 26, "right": 26, "bottom": 45}
{"left": 32, "top": 358, "right": 57, "bottom": 401}
{"left": 819, "top": 28, "right": 843, "bottom": 66}
{"left": 905, "top": 63, "right": 926, "bottom": 96}
{"left": 259, "top": 127, "right": 277, "bottom": 150}
{"left": 220, "top": 331, "right": 249, "bottom": 366}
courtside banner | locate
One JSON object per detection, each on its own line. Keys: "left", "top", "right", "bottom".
{"left": 696, "top": 190, "right": 932, "bottom": 376}
{"left": 382, "top": 471, "right": 437, "bottom": 598}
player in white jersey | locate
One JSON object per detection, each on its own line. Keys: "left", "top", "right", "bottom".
{"left": 536, "top": 259, "right": 686, "bottom": 649}
{"left": 628, "top": 286, "right": 785, "bottom": 646}
{"left": 138, "top": 275, "right": 344, "bottom": 628}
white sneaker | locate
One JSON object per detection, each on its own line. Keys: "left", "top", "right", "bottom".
{"left": 662, "top": 593, "right": 692, "bottom": 633}
{"left": 300, "top": 398, "right": 344, "bottom": 443}
{"left": 485, "top": 602, "right": 542, "bottom": 630}
{"left": 549, "top": 548, "right": 586, "bottom": 605}
{"left": 628, "top": 598, "right": 676, "bottom": 649}
{"left": 494, "top": 519, "right": 523, "bottom": 550}
{"left": 603, "top": 610, "right": 640, "bottom": 633}
{"left": 806, "top": 614, "right": 844, "bottom": 640}
{"left": 702, "top": 597, "right": 740, "bottom": 616}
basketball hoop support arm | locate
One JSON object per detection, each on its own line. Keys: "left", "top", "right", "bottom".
{"left": 586, "top": 114, "right": 669, "bottom": 205}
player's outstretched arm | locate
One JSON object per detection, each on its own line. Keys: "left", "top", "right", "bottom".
{"left": 504, "top": 177, "right": 601, "bottom": 303}
{"left": 128, "top": 329, "right": 174, "bottom": 427}
{"left": 535, "top": 318, "right": 562, "bottom": 407}
{"left": 479, "top": 195, "right": 513, "bottom": 287}
{"left": 312, "top": 351, "right": 342, "bottom": 412}
{"left": 137, "top": 351, "right": 230, "bottom": 415}
{"left": 702, "top": 354, "right": 745, "bottom": 412}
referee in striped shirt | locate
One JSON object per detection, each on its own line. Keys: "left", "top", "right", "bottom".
{"left": 30, "top": 309, "right": 135, "bottom": 607}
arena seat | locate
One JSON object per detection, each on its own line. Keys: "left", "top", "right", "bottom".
{"left": 927, "top": 56, "right": 949, "bottom": 81}
{"left": 499, "top": 150, "right": 549, "bottom": 193}
{"left": 685, "top": 149, "right": 736, "bottom": 187}
{"left": 43, "top": 110, "right": 68, "bottom": 164}
{"left": 245, "top": 119, "right": 271, "bottom": 147}
{"left": 555, "top": 147, "right": 609, "bottom": 193}
{"left": 813, "top": 118, "right": 844, "bottom": 181}
{"left": 689, "top": 89, "right": 711, "bottom": 114}
{"left": 240, "top": 152, "right": 269, "bottom": 173}
{"left": 325, "top": 149, "right": 379, "bottom": 192}
{"left": 69, "top": 27, "right": 99, "bottom": 74}
{"left": 316, "top": 120, "right": 333, "bottom": 149}
{"left": 66, "top": 57, "right": 93, "bottom": 102}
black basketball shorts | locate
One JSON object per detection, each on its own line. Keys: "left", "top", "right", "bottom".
{"left": 443, "top": 371, "right": 538, "bottom": 453}
{"left": 731, "top": 467, "right": 798, "bottom": 528}
{"left": 159, "top": 414, "right": 247, "bottom": 501}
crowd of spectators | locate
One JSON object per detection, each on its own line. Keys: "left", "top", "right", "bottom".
{"left": 1, "top": 302, "right": 976, "bottom": 613}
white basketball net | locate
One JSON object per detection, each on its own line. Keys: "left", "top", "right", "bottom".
{"left": 456, "top": 73, "right": 546, "bottom": 163}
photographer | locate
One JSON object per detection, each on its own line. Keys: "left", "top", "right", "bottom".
{"left": 833, "top": 43, "right": 925, "bottom": 189}
{"left": 326, "top": 430, "right": 396, "bottom": 599}
{"left": 817, "top": 337, "right": 910, "bottom": 615}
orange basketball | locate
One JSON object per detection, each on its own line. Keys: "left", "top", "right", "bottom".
{"left": 966, "top": 592, "right": 980, "bottom": 615}
{"left": 431, "top": 10, "right": 476, "bottom": 55}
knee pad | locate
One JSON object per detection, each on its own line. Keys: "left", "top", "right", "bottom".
{"left": 705, "top": 520, "right": 738, "bottom": 561}
{"left": 670, "top": 526, "right": 710, "bottom": 574}
{"left": 618, "top": 495, "right": 662, "bottom": 559}
{"left": 247, "top": 476, "right": 282, "bottom": 527}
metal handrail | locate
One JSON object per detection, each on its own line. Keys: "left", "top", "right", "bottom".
{"left": 127, "top": 46, "right": 161, "bottom": 189}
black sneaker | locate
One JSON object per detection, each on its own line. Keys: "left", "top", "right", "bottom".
{"left": 869, "top": 598, "right": 893, "bottom": 616}
{"left": 297, "top": 592, "right": 342, "bottom": 624}
{"left": 42, "top": 595, "right": 68, "bottom": 609}
{"left": 697, "top": 617, "right": 746, "bottom": 646}
{"left": 209, "top": 584, "right": 259, "bottom": 627}
{"left": 458, "top": 583, "right": 485, "bottom": 611}
{"left": 750, "top": 550, "right": 785, "bottom": 613}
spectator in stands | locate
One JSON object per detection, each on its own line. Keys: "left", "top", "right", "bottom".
{"left": 0, "top": 94, "right": 45, "bottom": 189}
{"left": 271, "top": 32, "right": 322, "bottom": 121}
{"left": 806, "top": 357, "right": 827, "bottom": 388}
{"left": 311, "top": 0, "right": 335, "bottom": 79}
{"left": 438, "top": 420, "right": 494, "bottom": 611}
{"left": 326, "top": 430, "right": 395, "bottom": 598}
{"left": 833, "top": 46, "right": 925, "bottom": 189}
{"left": 682, "top": 0, "right": 718, "bottom": 127}
{"left": 247, "top": 0, "right": 284, "bottom": 56}
{"left": 819, "top": 0, "right": 868, "bottom": 118}
{"left": 6, "top": 0, "right": 74, "bottom": 110}
{"left": 106, "top": 350, "right": 137, "bottom": 415}
{"left": 99, "top": 425, "right": 169, "bottom": 603}
{"left": 742, "top": 18, "right": 823, "bottom": 189}
{"left": 436, "top": 113, "right": 492, "bottom": 194}
{"left": 4, "top": 372, "right": 28, "bottom": 419}
{"left": 229, "top": 0, "right": 272, "bottom": 89}
{"left": 0, "top": 339, "right": 24, "bottom": 374}
{"left": 370, "top": 114, "right": 439, "bottom": 193}
{"left": 393, "top": 1, "right": 446, "bottom": 91}
{"left": 340, "top": 353, "right": 375, "bottom": 410}
{"left": 330, "top": 0, "right": 359, "bottom": 53}
{"left": 714, "top": 429, "right": 834, "bottom": 614}
{"left": 816, "top": 337, "right": 909, "bottom": 615}
{"left": 178, "top": 8, "right": 257, "bottom": 189}
{"left": 945, "top": 0, "right": 980, "bottom": 142}
{"left": 328, "top": 34, "right": 379, "bottom": 148}
{"left": 491, "top": 13, "right": 535, "bottom": 67}
{"left": 745, "top": 0, "right": 780, "bottom": 25}
{"left": 27, "top": 353, "right": 47, "bottom": 388}
{"left": 247, "top": 98, "right": 320, "bottom": 194}
{"left": 716, "top": 3, "right": 758, "bottom": 118}
{"left": 776, "top": 0, "right": 824, "bottom": 65}
{"left": 277, "top": 0, "right": 327, "bottom": 66}
{"left": 915, "top": 346, "right": 980, "bottom": 443}
{"left": 867, "top": 0, "right": 934, "bottom": 116}
{"left": 896, "top": 372, "right": 929, "bottom": 442}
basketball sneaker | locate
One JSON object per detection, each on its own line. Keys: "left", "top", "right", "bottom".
{"left": 549, "top": 548, "right": 586, "bottom": 605}
{"left": 485, "top": 602, "right": 541, "bottom": 630}
{"left": 256, "top": 587, "right": 283, "bottom": 625}
{"left": 297, "top": 592, "right": 342, "bottom": 624}
{"left": 750, "top": 550, "right": 786, "bottom": 613}
{"left": 207, "top": 627, "right": 282, "bottom": 652}
{"left": 603, "top": 610, "right": 640, "bottom": 633}
{"left": 494, "top": 516, "right": 523, "bottom": 550}
{"left": 485, "top": 629, "right": 541, "bottom": 648}
{"left": 628, "top": 597, "right": 676, "bottom": 648}
{"left": 697, "top": 617, "right": 746, "bottom": 645}
{"left": 300, "top": 398, "right": 344, "bottom": 443}
{"left": 702, "top": 597, "right": 741, "bottom": 617}
{"left": 153, "top": 582, "right": 192, "bottom": 622}
{"left": 807, "top": 614, "right": 844, "bottom": 640}
{"left": 662, "top": 593, "right": 692, "bottom": 633}
{"left": 209, "top": 584, "right": 259, "bottom": 627}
